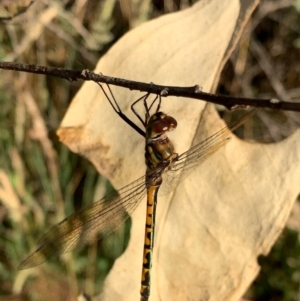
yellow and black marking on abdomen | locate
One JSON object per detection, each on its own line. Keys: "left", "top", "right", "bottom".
{"left": 140, "top": 185, "right": 160, "bottom": 301}
{"left": 140, "top": 111, "right": 177, "bottom": 300}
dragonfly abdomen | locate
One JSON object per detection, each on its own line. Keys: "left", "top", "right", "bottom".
{"left": 140, "top": 184, "right": 159, "bottom": 301}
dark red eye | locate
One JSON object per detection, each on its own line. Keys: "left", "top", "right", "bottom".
{"left": 152, "top": 119, "right": 170, "bottom": 134}
{"left": 152, "top": 116, "right": 177, "bottom": 134}
{"left": 165, "top": 116, "right": 177, "bottom": 130}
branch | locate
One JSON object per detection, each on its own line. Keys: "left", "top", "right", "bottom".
{"left": 1, "top": 61, "right": 299, "bottom": 111}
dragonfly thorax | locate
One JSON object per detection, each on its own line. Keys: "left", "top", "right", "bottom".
{"left": 145, "top": 112, "right": 178, "bottom": 174}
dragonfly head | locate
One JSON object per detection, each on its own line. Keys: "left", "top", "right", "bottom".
{"left": 146, "top": 112, "right": 177, "bottom": 139}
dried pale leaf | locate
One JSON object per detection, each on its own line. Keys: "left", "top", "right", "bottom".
{"left": 56, "top": 1, "right": 300, "bottom": 301}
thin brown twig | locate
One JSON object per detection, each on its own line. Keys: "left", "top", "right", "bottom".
{"left": 0, "top": 61, "right": 300, "bottom": 111}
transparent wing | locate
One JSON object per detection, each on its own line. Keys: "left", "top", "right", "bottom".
{"left": 160, "top": 110, "right": 256, "bottom": 194}
{"left": 19, "top": 174, "right": 148, "bottom": 269}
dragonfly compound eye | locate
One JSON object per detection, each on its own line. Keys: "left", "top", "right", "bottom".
{"left": 152, "top": 115, "right": 177, "bottom": 135}
{"left": 164, "top": 116, "right": 177, "bottom": 131}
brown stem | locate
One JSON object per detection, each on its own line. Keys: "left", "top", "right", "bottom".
{"left": 1, "top": 61, "right": 300, "bottom": 111}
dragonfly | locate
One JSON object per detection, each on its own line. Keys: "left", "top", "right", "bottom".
{"left": 19, "top": 84, "right": 255, "bottom": 301}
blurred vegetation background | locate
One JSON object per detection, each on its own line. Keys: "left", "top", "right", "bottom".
{"left": 0, "top": 0, "right": 299, "bottom": 301}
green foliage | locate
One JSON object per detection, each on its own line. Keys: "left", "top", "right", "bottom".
{"left": 253, "top": 228, "right": 300, "bottom": 301}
